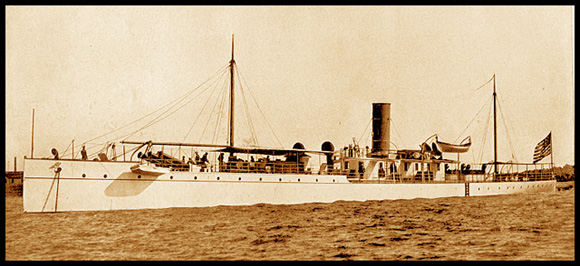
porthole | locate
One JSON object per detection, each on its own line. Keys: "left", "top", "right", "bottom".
{"left": 315, "top": 179, "right": 318, "bottom": 182}
{"left": 238, "top": 177, "right": 242, "bottom": 181}
{"left": 217, "top": 177, "right": 220, "bottom": 180}
{"left": 298, "top": 179, "right": 300, "bottom": 182}
{"left": 259, "top": 177, "right": 262, "bottom": 181}
{"left": 103, "top": 174, "right": 107, "bottom": 178}
{"left": 194, "top": 176, "right": 197, "bottom": 180}
{"left": 279, "top": 178, "right": 282, "bottom": 182}
{"left": 478, "top": 188, "right": 480, "bottom": 191}
{"left": 138, "top": 175, "right": 141, "bottom": 179}
{"left": 82, "top": 173, "right": 86, "bottom": 178}
{"left": 170, "top": 176, "right": 173, "bottom": 180}
{"left": 487, "top": 187, "right": 490, "bottom": 190}
{"left": 333, "top": 179, "right": 336, "bottom": 182}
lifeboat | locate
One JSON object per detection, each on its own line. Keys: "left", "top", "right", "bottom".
{"left": 130, "top": 163, "right": 170, "bottom": 176}
{"left": 435, "top": 136, "right": 471, "bottom": 153}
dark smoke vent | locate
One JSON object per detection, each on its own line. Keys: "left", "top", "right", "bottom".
{"left": 292, "top": 142, "right": 305, "bottom": 150}
{"left": 371, "top": 103, "right": 390, "bottom": 157}
{"left": 321, "top": 141, "right": 334, "bottom": 152}
{"left": 321, "top": 141, "right": 334, "bottom": 165}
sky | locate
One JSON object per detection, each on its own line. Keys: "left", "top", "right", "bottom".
{"left": 5, "top": 6, "right": 575, "bottom": 170}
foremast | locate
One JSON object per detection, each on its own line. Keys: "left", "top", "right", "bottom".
{"left": 228, "top": 35, "right": 235, "bottom": 155}
{"left": 493, "top": 74, "right": 498, "bottom": 178}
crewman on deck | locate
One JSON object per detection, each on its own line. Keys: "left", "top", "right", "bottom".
{"left": 200, "top": 152, "right": 209, "bottom": 172}
{"left": 195, "top": 151, "right": 200, "bottom": 164}
{"left": 378, "top": 163, "right": 385, "bottom": 179}
{"left": 348, "top": 144, "right": 353, "bottom": 157}
{"left": 51, "top": 148, "right": 59, "bottom": 160}
{"left": 80, "top": 145, "right": 88, "bottom": 160}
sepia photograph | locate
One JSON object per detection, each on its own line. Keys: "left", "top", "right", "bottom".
{"left": 5, "top": 5, "right": 574, "bottom": 260}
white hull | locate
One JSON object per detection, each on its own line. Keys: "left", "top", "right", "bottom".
{"left": 23, "top": 158, "right": 557, "bottom": 212}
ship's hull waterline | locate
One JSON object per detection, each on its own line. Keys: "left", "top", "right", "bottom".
{"left": 23, "top": 158, "right": 556, "bottom": 213}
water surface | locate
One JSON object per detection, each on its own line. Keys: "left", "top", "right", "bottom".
{"left": 5, "top": 188, "right": 574, "bottom": 260}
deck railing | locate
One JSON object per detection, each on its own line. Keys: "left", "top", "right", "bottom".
{"left": 64, "top": 153, "right": 557, "bottom": 183}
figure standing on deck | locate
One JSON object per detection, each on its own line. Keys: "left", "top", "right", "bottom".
{"left": 80, "top": 146, "right": 88, "bottom": 160}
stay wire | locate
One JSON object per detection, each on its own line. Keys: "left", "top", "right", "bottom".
{"left": 477, "top": 101, "right": 493, "bottom": 164}
{"left": 210, "top": 79, "right": 230, "bottom": 145}
{"left": 237, "top": 67, "right": 260, "bottom": 147}
{"left": 198, "top": 71, "right": 231, "bottom": 143}
{"left": 454, "top": 95, "right": 493, "bottom": 143}
{"left": 80, "top": 63, "right": 230, "bottom": 148}
{"left": 235, "top": 64, "right": 284, "bottom": 148}
{"left": 474, "top": 75, "right": 495, "bottom": 91}
{"left": 356, "top": 118, "right": 372, "bottom": 149}
{"left": 496, "top": 95, "right": 519, "bottom": 162}
{"left": 209, "top": 76, "right": 230, "bottom": 145}
{"left": 77, "top": 63, "right": 229, "bottom": 157}
{"left": 182, "top": 67, "right": 230, "bottom": 143}
{"left": 390, "top": 118, "right": 407, "bottom": 149}
{"left": 122, "top": 65, "right": 231, "bottom": 141}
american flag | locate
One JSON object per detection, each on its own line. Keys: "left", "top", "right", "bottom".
{"left": 533, "top": 132, "right": 551, "bottom": 164}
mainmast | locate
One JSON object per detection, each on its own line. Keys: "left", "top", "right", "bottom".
{"left": 493, "top": 74, "right": 498, "bottom": 177}
{"left": 228, "top": 35, "right": 235, "bottom": 152}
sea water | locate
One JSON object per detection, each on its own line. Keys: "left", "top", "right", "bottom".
{"left": 5, "top": 187, "right": 574, "bottom": 260}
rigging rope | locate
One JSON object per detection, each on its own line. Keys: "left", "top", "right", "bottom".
{"left": 210, "top": 78, "right": 230, "bottom": 145}
{"left": 78, "top": 63, "right": 230, "bottom": 149}
{"left": 236, "top": 64, "right": 260, "bottom": 147}
{"left": 356, "top": 118, "right": 372, "bottom": 150}
{"left": 453, "top": 95, "right": 493, "bottom": 143}
{"left": 58, "top": 140, "right": 73, "bottom": 159}
{"left": 198, "top": 71, "right": 230, "bottom": 143}
{"left": 70, "top": 65, "right": 230, "bottom": 160}
{"left": 122, "top": 66, "right": 231, "bottom": 141}
{"left": 235, "top": 64, "right": 284, "bottom": 148}
{"left": 474, "top": 75, "right": 495, "bottom": 91}
{"left": 390, "top": 118, "right": 407, "bottom": 149}
{"left": 239, "top": 82, "right": 260, "bottom": 147}
{"left": 496, "top": 95, "right": 519, "bottom": 162}
{"left": 206, "top": 74, "right": 230, "bottom": 144}
{"left": 181, "top": 67, "right": 229, "bottom": 143}
{"left": 476, "top": 100, "right": 493, "bottom": 164}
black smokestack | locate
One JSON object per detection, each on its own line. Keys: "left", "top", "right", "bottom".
{"left": 371, "top": 103, "right": 390, "bottom": 157}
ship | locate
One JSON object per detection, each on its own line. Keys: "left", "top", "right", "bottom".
{"left": 23, "top": 37, "right": 556, "bottom": 212}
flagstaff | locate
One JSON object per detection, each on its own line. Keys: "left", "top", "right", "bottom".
{"left": 550, "top": 131, "right": 555, "bottom": 179}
